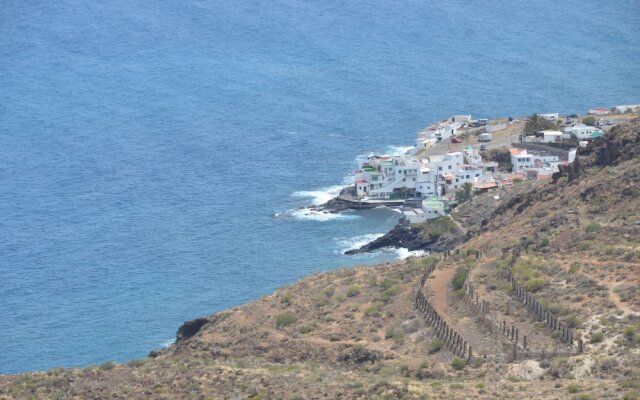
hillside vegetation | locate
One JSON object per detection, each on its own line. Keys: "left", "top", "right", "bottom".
{"left": 1, "top": 119, "right": 639, "bottom": 400}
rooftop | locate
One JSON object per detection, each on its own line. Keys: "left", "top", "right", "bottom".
{"left": 422, "top": 197, "right": 445, "bottom": 207}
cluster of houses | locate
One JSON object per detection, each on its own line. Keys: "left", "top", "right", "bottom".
{"left": 349, "top": 105, "right": 636, "bottom": 224}
{"left": 355, "top": 146, "right": 498, "bottom": 202}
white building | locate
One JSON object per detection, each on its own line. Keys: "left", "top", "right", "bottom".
{"left": 588, "top": 108, "right": 610, "bottom": 116}
{"left": 402, "top": 208, "right": 429, "bottom": 224}
{"left": 418, "top": 121, "right": 462, "bottom": 143}
{"left": 541, "top": 130, "right": 563, "bottom": 143}
{"left": 421, "top": 197, "right": 448, "bottom": 219}
{"left": 353, "top": 127, "right": 498, "bottom": 202}
{"left": 613, "top": 105, "right": 640, "bottom": 114}
{"left": 510, "top": 148, "right": 560, "bottom": 173}
{"left": 450, "top": 115, "right": 472, "bottom": 123}
{"left": 564, "top": 124, "right": 601, "bottom": 140}
{"left": 540, "top": 113, "right": 559, "bottom": 120}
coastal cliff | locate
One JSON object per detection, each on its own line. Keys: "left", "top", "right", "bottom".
{"left": 1, "top": 119, "right": 639, "bottom": 400}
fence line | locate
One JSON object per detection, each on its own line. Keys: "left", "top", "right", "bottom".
{"left": 414, "top": 260, "right": 473, "bottom": 361}
{"left": 505, "top": 248, "right": 582, "bottom": 350}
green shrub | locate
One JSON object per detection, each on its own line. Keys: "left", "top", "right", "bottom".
{"left": 428, "top": 338, "right": 445, "bottom": 354}
{"left": 300, "top": 323, "right": 314, "bottom": 334}
{"left": 624, "top": 327, "right": 636, "bottom": 342}
{"left": 450, "top": 383, "right": 464, "bottom": 389}
{"left": 347, "top": 284, "right": 362, "bottom": 297}
{"left": 82, "top": 364, "right": 97, "bottom": 373}
{"left": 276, "top": 312, "right": 297, "bottom": 328}
{"left": 590, "top": 332, "right": 605, "bottom": 344}
{"left": 579, "top": 241, "right": 592, "bottom": 251}
{"left": 279, "top": 291, "right": 293, "bottom": 304}
{"left": 568, "top": 383, "right": 579, "bottom": 393}
{"left": 569, "top": 263, "right": 580, "bottom": 274}
{"left": 582, "top": 116, "right": 596, "bottom": 126}
{"left": 384, "top": 326, "right": 405, "bottom": 345}
{"left": 586, "top": 222, "right": 601, "bottom": 233}
{"left": 364, "top": 304, "right": 380, "bottom": 317}
{"left": 525, "top": 277, "right": 547, "bottom": 292}
{"left": 541, "top": 238, "right": 550, "bottom": 247}
{"left": 605, "top": 246, "right": 615, "bottom": 255}
{"left": 126, "top": 359, "right": 146, "bottom": 368}
{"left": 312, "top": 287, "right": 334, "bottom": 306}
{"left": 427, "top": 216, "right": 456, "bottom": 239}
{"left": 451, "top": 357, "right": 466, "bottom": 370}
{"left": 381, "top": 285, "right": 400, "bottom": 302}
{"left": 567, "top": 315, "right": 582, "bottom": 329}
{"left": 451, "top": 268, "right": 466, "bottom": 291}
{"left": 622, "top": 380, "right": 640, "bottom": 389}
{"left": 99, "top": 361, "right": 116, "bottom": 371}
{"left": 379, "top": 278, "right": 397, "bottom": 290}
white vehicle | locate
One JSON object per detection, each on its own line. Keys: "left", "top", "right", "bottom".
{"left": 478, "top": 133, "right": 492, "bottom": 142}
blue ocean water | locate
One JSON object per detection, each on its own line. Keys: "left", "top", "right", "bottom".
{"left": 1, "top": 0, "right": 638, "bottom": 374}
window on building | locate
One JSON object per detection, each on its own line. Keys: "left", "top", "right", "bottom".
{"left": 448, "top": 165, "right": 452, "bottom": 169}
{"left": 438, "top": 166, "right": 442, "bottom": 171}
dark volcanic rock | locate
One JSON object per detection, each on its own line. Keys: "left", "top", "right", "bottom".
{"left": 345, "top": 222, "right": 462, "bottom": 255}
{"left": 176, "top": 317, "right": 210, "bottom": 343}
{"left": 320, "top": 187, "right": 380, "bottom": 213}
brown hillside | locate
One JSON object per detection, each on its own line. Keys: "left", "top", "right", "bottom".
{"left": 1, "top": 120, "right": 639, "bottom": 400}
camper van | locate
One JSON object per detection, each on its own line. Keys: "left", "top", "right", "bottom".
{"left": 478, "top": 133, "right": 492, "bottom": 142}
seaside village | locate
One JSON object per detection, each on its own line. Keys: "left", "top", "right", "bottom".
{"left": 350, "top": 104, "right": 640, "bottom": 224}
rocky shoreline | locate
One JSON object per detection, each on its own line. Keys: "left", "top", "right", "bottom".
{"left": 345, "top": 220, "right": 464, "bottom": 255}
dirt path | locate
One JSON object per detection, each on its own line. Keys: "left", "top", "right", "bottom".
{"left": 428, "top": 267, "right": 456, "bottom": 321}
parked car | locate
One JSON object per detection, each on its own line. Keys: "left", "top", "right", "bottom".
{"left": 607, "top": 119, "right": 614, "bottom": 125}
{"left": 480, "top": 144, "right": 487, "bottom": 151}
{"left": 478, "top": 133, "right": 493, "bottom": 142}
{"left": 451, "top": 136, "right": 462, "bottom": 143}
{"left": 596, "top": 119, "right": 605, "bottom": 127}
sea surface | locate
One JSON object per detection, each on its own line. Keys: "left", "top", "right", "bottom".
{"left": 1, "top": 0, "right": 639, "bottom": 374}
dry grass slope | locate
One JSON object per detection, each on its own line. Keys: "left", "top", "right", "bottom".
{"left": 1, "top": 119, "right": 639, "bottom": 400}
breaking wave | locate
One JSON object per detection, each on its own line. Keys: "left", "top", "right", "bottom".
{"left": 288, "top": 208, "right": 358, "bottom": 221}
{"left": 291, "top": 185, "right": 345, "bottom": 206}
{"left": 392, "top": 248, "right": 427, "bottom": 260}
{"left": 335, "top": 233, "right": 385, "bottom": 254}
{"left": 384, "top": 145, "right": 414, "bottom": 156}
{"left": 337, "top": 233, "right": 428, "bottom": 260}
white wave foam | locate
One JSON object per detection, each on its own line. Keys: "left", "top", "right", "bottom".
{"left": 336, "top": 233, "right": 385, "bottom": 254}
{"left": 161, "top": 339, "right": 175, "bottom": 348}
{"left": 392, "top": 248, "right": 427, "bottom": 260}
{"left": 287, "top": 208, "right": 359, "bottom": 221}
{"left": 384, "top": 145, "right": 414, "bottom": 156}
{"left": 291, "top": 185, "right": 345, "bottom": 206}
